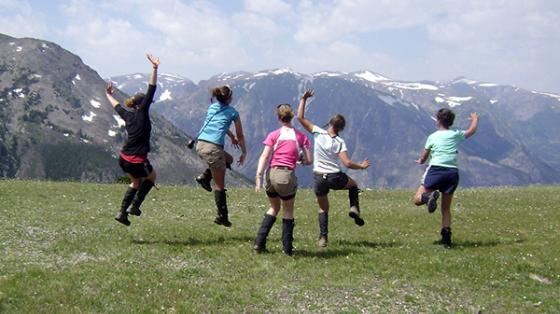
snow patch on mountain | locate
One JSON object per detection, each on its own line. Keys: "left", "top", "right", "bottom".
{"left": 479, "top": 83, "right": 498, "bottom": 87}
{"left": 355, "top": 71, "right": 390, "bottom": 83}
{"left": 90, "top": 99, "right": 101, "bottom": 108}
{"left": 74, "top": 74, "right": 81, "bottom": 81}
{"left": 435, "top": 96, "right": 445, "bottom": 103}
{"left": 113, "top": 115, "right": 125, "bottom": 127}
{"left": 108, "top": 130, "right": 117, "bottom": 137}
{"left": 387, "top": 82, "right": 439, "bottom": 91}
{"left": 16, "top": 46, "right": 22, "bottom": 52}
{"left": 158, "top": 89, "right": 172, "bottom": 102}
{"left": 531, "top": 91, "right": 560, "bottom": 101}
{"left": 82, "top": 111, "right": 96, "bottom": 122}
{"left": 453, "top": 78, "right": 478, "bottom": 85}
{"left": 314, "top": 72, "right": 342, "bottom": 77}
{"left": 490, "top": 99, "right": 498, "bottom": 104}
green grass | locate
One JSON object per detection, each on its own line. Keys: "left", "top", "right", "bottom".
{"left": 0, "top": 180, "right": 559, "bottom": 313}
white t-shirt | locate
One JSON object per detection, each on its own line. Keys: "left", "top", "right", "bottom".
{"left": 312, "top": 126, "right": 347, "bottom": 173}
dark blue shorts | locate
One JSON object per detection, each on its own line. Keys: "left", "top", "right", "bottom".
{"left": 422, "top": 165, "right": 459, "bottom": 194}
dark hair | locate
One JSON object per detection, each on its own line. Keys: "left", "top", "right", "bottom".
{"left": 437, "top": 108, "right": 455, "bottom": 128}
{"left": 211, "top": 85, "right": 233, "bottom": 104}
{"left": 329, "top": 114, "right": 346, "bottom": 133}
{"left": 125, "top": 92, "right": 146, "bottom": 108}
{"left": 276, "top": 104, "right": 294, "bottom": 123}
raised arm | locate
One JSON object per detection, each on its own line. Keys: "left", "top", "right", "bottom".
{"left": 297, "top": 89, "right": 315, "bottom": 133}
{"left": 234, "top": 118, "right": 247, "bottom": 165}
{"left": 105, "top": 82, "right": 120, "bottom": 108}
{"left": 339, "top": 151, "right": 370, "bottom": 170}
{"left": 464, "top": 112, "right": 480, "bottom": 139}
{"left": 147, "top": 53, "right": 160, "bottom": 86}
{"left": 255, "top": 145, "right": 273, "bottom": 192}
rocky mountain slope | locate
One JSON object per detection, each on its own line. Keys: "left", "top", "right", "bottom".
{"left": 0, "top": 33, "right": 251, "bottom": 186}
{"left": 113, "top": 69, "right": 560, "bottom": 188}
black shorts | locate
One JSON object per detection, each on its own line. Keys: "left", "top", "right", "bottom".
{"left": 422, "top": 165, "right": 459, "bottom": 194}
{"left": 119, "top": 156, "right": 153, "bottom": 179}
{"left": 314, "top": 172, "right": 349, "bottom": 196}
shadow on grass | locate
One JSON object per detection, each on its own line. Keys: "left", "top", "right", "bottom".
{"left": 438, "top": 238, "right": 526, "bottom": 249}
{"left": 293, "top": 248, "right": 359, "bottom": 259}
{"left": 131, "top": 235, "right": 254, "bottom": 247}
{"left": 336, "top": 239, "right": 402, "bottom": 249}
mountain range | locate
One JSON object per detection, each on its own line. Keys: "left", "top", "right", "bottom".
{"left": 2, "top": 32, "right": 559, "bottom": 189}
{"left": 0, "top": 33, "right": 251, "bottom": 186}
{"left": 112, "top": 69, "right": 560, "bottom": 189}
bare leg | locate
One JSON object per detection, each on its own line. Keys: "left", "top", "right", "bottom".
{"left": 317, "top": 195, "right": 329, "bottom": 246}
{"left": 441, "top": 193, "right": 453, "bottom": 228}
{"left": 414, "top": 185, "right": 433, "bottom": 205}
{"left": 212, "top": 168, "right": 226, "bottom": 191}
{"left": 267, "top": 197, "right": 281, "bottom": 217}
{"left": 317, "top": 195, "right": 329, "bottom": 214}
{"left": 281, "top": 198, "right": 295, "bottom": 220}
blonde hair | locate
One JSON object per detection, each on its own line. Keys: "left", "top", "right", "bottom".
{"left": 125, "top": 92, "right": 146, "bottom": 108}
{"left": 276, "top": 104, "right": 294, "bottom": 123}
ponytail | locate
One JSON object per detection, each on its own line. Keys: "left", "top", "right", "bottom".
{"left": 211, "top": 85, "right": 233, "bottom": 104}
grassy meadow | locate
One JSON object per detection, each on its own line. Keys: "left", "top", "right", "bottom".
{"left": 0, "top": 180, "right": 559, "bottom": 313}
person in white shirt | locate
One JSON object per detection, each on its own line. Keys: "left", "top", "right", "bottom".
{"left": 297, "top": 90, "right": 370, "bottom": 247}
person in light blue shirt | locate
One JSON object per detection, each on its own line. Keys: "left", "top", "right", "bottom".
{"left": 414, "top": 108, "right": 479, "bottom": 248}
{"left": 195, "top": 86, "right": 247, "bottom": 227}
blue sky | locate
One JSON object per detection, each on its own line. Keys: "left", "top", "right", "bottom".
{"left": 1, "top": 0, "right": 559, "bottom": 92}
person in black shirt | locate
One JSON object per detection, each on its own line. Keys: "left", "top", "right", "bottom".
{"left": 105, "top": 54, "right": 160, "bottom": 226}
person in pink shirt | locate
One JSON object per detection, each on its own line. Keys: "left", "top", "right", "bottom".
{"left": 254, "top": 104, "right": 312, "bottom": 255}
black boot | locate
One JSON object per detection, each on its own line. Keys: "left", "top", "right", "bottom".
{"left": 421, "top": 191, "right": 439, "bottom": 213}
{"left": 115, "top": 187, "right": 137, "bottom": 226}
{"left": 214, "top": 189, "right": 232, "bottom": 227}
{"left": 195, "top": 168, "right": 213, "bottom": 192}
{"left": 282, "top": 218, "right": 295, "bottom": 256}
{"left": 348, "top": 186, "right": 364, "bottom": 226}
{"left": 318, "top": 212, "right": 328, "bottom": 247}
{"left": 254, "top": 214, "right": 277, "bottom": 252}
{"left": 127, "top": 180, "right": 154, "bottom": 216}
{"left": 441, "top": 227, "right": 452, "bottom": 248}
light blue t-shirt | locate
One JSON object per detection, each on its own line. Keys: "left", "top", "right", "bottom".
{"left": 197, "top": 102, "right": 240, "bottom": 146}
{"left": 425, "top": 129, "right": 466, "bottom": 168}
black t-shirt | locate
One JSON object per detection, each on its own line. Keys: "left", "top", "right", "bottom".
{"left": 114, "top": 84, "right": 156, "bottom": 156}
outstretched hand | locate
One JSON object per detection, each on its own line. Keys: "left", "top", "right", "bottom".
{"left": 106, "top": 82, "right": 114, "bottom": 95}
{"left": 238, "top": 152, "right": 246, "bottom": 166}
{"left": 147, "top": 54, "right": 160, "bottom": 68}
{"left": 302, "top": 89, "right": 314, "bottom": 100}
{"left": 231, "top": 137, "right": 240, "bottom": 150}
{"left": 360, "top": 158, "right": 371, "bottom": 169}
{"left": 470, "top": 112, "right": 480, "bottom": 121}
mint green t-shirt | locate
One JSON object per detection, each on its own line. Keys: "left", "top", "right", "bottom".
{"left": 425, "top": 129, "right": 466, "bottom": 168}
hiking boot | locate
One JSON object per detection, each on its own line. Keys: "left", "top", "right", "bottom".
{"left": 196, "top": 169, "right": 213, "bottom": 192}
{"left": 126, "top": 205, "right": 142, "bottom": 216}
{"left": 282, "top": 219, "right": 295, "bottom": 256}
{"left": 318, "top": 235, "right": 328, "bottom": 248}
{"left": 348, "top": 207, "right": 365, "bottom": 226}
{"left": 195, "top": 175, "right": 212, "bottom": 192}
{"left": 115, "top": 212, "right": 131, "bottom": 226}
{"left": 214, "top": 215, "right": 232, "bottom": 227}
{"left": 254, "top": 214, "right": 276, "bottom": 253}
{"left": 427, "top": 191, "right": 440, "bottom": 213}
{"left": 441, "top": 227, "right": 452, "bottom": 248}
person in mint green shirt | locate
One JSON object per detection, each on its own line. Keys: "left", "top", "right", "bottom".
{"left": 414, "top": 108, "right": 479, "bottom": 248}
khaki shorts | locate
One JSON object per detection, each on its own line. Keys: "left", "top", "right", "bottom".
{"left": 265, "top": 167, "right": 298, "bottom": 200}
{"left": 196, "top": 141, "right": 226, "bottom": 170}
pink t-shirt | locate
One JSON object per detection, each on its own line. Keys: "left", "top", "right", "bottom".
{"left": 263, "top": 126, "right": 311, "bottom": 170}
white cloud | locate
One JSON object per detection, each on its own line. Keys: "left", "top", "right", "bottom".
{"left": 0, "top": 0, "right": 48, "bottom": 38}
{"left": 244, "top": 0, "right": 292, "bottom": 17}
